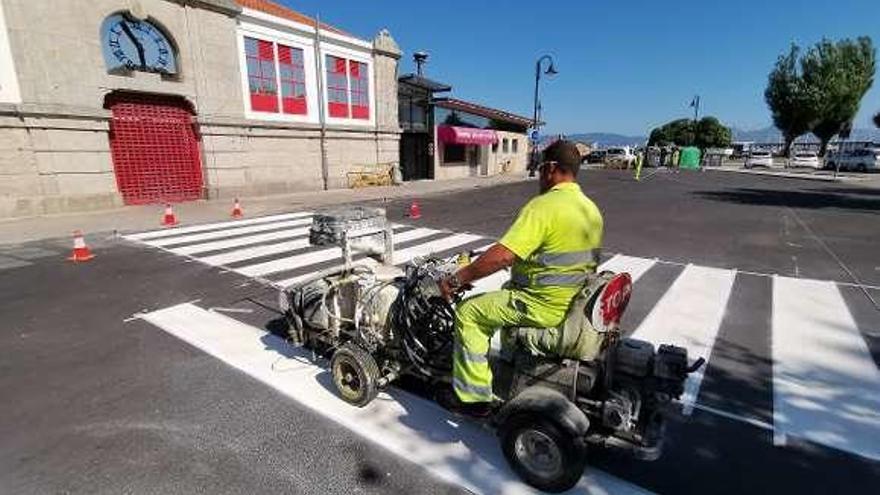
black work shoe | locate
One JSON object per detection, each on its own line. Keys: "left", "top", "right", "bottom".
{"left": 435, "top": 387, "right": 494, "bottom": 419}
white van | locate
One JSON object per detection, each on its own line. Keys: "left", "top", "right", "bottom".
{"left": 826, "top": 148, "right": 880, "bottom": 172}
{"left": 604, "top": 147, "right": 636, "bottom": 168}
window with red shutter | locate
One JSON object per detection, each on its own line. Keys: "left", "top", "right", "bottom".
{"left": 326, "top": 55, "right": 349, "bottom": 118}
{"left": 278, "top": 44, "right": 307, "bottom": 115}
{"left": 245, "top": 37, "right": 278, "bottom": 113}
{"left": 349, "top": 60, "right": 369, "bottom": 120}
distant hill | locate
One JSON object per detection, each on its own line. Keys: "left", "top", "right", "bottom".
{"left": 731, "top": 126, "right": 880, "bottom": 143}
{"left": 551, "top": 133, "right": 647, "bottom": 147}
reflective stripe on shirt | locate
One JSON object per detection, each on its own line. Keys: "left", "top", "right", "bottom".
{"left": 534, "top": 248, "right": 601, "bottom": 267}
{"left": 511, "top": 271, "right": 589, "bottom": 287}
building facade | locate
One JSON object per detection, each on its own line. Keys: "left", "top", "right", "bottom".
{"left": 431, "top": 98, "right": 530, "bottom": 180}
{"left": 0, "top": 0, "right": 401, "bottom": 218}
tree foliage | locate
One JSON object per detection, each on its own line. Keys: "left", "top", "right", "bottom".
{"left": 765, "top": 37, "right": 875, "bottom": 155}
{"left": 648, "top": 117, "right": 732, "bottom": 149}
{"left": 764, "top": 44, "right": 815, "bottom": 156}
{"left": 802, "top": 37, "right": 876, "bottom": 154}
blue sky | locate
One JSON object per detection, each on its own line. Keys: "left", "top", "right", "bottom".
{"left": 281, "top": 0, "right": 880, "bottom": 136}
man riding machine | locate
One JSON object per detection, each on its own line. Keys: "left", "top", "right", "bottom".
{"left": 280, "top": 141, "right": 702, "bottom": 493}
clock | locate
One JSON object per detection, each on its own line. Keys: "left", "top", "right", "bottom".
{"left": 101, "top": 13, "right": 177, "bottom": 75}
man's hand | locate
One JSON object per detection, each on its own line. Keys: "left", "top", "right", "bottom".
{"left": 439, "top": 276, "right": 456, "bottom": 302}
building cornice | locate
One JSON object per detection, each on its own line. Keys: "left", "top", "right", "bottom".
{"left": 167, "top": 0, "right": 241, "bottom": 17}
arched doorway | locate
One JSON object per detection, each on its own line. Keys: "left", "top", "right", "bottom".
{"left": 105, "top": 92, "right": 203, "bottom": 204}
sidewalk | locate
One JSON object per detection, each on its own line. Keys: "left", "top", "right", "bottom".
{"left": 0, "top": 173, "right": 531, "bottom": 245}
{"left": 707, "top": 165, "right": 877, "bottom": 183}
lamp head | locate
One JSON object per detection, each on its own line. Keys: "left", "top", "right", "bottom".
{"left": 545, "top": 62, "right": 558, "bottom": 76}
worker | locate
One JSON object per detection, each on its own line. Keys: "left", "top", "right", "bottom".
{"left": 438, "top": 140, "right": 604, "bottom": 417}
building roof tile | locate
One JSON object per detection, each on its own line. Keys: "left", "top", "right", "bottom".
{"left": 235, "top": 0, "right": 352, "bottom": 37}
{"left": 433, "top": 98, "right": 535, "bottom": 128}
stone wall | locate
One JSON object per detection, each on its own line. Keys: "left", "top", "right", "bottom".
{"left": 0, "top": 0, "right": 402, "bottom": 219}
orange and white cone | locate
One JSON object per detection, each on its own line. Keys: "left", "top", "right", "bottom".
{"left": 67, "top": 230, "right": 95, "bottom": 262}
{"left": 161, "top": 203, "right": 178, "bottom": 226}
{"left": 231, "top": 198, "right": 243, "bottom": 218}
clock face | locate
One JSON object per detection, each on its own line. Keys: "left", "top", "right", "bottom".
{"left": 101, "top": 14, "right": 177, "bottom": 75}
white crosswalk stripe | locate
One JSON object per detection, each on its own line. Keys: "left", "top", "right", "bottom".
{"left": 772, "top": 276, "right": 880, "bottom": 461}
{"left": 140, "top": 302, "right": 653, "bottom": 495}
{"left": 629, "top": 264, "right": 736, "bottom": 415}
{"left": 126, "top": 211, "right": 312, "bottom": 241}
{"left": 173, "top": 227, "right": 311, "bottom": 255}
{"left": 125, "top": 213, "right": 880, "bottom": 464}
{"left": 147, "top": 218, "right": 314, "bottom": 247}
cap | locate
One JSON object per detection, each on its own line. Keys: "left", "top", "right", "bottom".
{"left": 542, "top": 140, "right": 581, "bottom": 171}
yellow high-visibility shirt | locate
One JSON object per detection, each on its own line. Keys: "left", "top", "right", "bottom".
{"left": 499, "top": 182, "right": 604, "bottom": 316}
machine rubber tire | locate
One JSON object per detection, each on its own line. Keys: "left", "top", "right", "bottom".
{"left": 331, "top": 343, "right": 380, "bottom": 407}
{"left": 499, "top": 413, "right": 587, "bottom": 493}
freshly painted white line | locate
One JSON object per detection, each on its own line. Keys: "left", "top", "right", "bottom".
{"left": 171, "top": 227, "right": 312, "bottom": 255}
{"left": 140, "top": 303, "right": 653, "bottom": 495}
{"left": 772, "top": 276, "right": 880, "bottom": 461}
{"left": 197, "top": 225, "right": 411, "bottom": 267}
{"left": 146, "top": 218, "right": 313, "bottom": 247}
{"left": 241, "top": 228, "right": 443, "bottom": 278}
{"left": 125, "top": 212, "right": 312, "bottom": 240}
{"left": 390, "top": 233, "right": 483, "bottom": 264}
{"left": 598, "top": 254, "right": 656, "bottom": 283}
{"left": 199, "top": 238, "right": 313, "bottom": 266}
{"left": 273, "top": 232, "right": 485, "bottom": 288}
{"left": 690, "top": 403, "right": 774, "bottom": 431}
{"left": 630, "top": 264, "right": 736, "bottom": 415}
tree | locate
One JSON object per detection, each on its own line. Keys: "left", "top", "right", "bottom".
{"left": 764, "top": 44, "right": 815, "bottom": 157}
{"left": 801, "top": 36, "right": 876, "bottom": 155}
{"left": 648, "top": 117, "right": 731, "bottom": 149}
{"left": 695, "top": 116, "right": 733, "bottom": 149}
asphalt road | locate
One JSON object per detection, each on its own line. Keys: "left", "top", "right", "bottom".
{"left": 2, "top": 169, "right": 879, "bottom": 494}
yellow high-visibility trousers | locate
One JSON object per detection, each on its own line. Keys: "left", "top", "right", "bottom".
{"left": 453, "top": 289, "right": 566, "bottom": 403}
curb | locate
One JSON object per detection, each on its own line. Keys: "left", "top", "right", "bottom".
{"left": 706, "top": 167, "right": 870, "bottom": 183}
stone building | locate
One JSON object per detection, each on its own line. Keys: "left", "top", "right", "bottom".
{"left": 397, "top": 67, "right": 531, "bottom": 182}
{"left": 0, "top": 0, "right": 401, "bottom": 218}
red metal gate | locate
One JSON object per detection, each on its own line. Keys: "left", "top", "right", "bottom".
{"left": 108, "top": 94, "right": 203, "bottom": 204}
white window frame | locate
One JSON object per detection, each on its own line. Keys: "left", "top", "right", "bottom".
{"left": 0, "top": 1, "right": 21, "bottom": 104}
{"left": 237, "top": 21, "right": 320, "bottom": 124}
{"left": 320, "top": 42, "right": 375, "bottom": 127}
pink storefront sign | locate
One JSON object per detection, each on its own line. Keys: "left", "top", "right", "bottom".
{"left": 436, "top": 125, "right": 498, "bottom": 145}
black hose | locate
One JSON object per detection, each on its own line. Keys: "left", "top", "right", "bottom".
{"left": 389, "top": 270, "right": 455, "bottom": 377}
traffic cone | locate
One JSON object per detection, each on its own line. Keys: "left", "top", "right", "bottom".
{"left": 231, "top": 198, "right": 243, "bottom": 218}
{"left": 161, "top": 203, "right": 178, "bottom": 226}
{"left": 408, "top": 200, "right": 422, "bottom": 220}
{"left": 67, "top": 230, "right": 95, "bottom": 262}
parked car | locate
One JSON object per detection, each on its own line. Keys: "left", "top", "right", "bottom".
{"left": 825, "top": 148, "right": 880, "bottom": 172}
{"left": 585, "top": 150, "right": 607, "bottom": 164}
{"left": 745, "top": 150, "right": 774, "bottom": 168}
{"left": 787, "top": 151, "right": 821, "bottom": 169}
{"left": 605, "top": 147, "right": 636, "bottom": 168}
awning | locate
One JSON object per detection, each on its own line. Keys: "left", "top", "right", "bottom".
{"left": 437, "top": 125, "right": 498, "bottom": 145}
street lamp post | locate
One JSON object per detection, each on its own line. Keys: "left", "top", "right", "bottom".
{"left": 529, "top": 55, "right": 557, "bottom": 176}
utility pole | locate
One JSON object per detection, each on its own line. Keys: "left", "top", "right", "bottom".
{"left": 314, "top": 14, "right": 329, "bottom": 190}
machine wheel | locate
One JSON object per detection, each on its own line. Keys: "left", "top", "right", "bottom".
{"left": 331, "top": 343, "right": 380, "bottom": 407}
{"left": 500, "top": 413, "right": 587, "bottom": 493}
